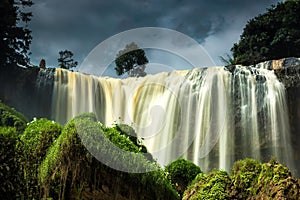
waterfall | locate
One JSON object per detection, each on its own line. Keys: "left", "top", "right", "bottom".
{"left": 52, "top": 65, "right": 295, "bottom": 173}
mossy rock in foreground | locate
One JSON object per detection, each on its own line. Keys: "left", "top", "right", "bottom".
{"left": 183, "top": 170, "right": 231, "bottom": 200}
{"left": 183, "top": 159, "right": 300, "bottom": 200}
{"left": 248, "top": 160, "right": 300, "bottom": 200}
{"left": 230, "top": 158, "right": 262, "bottom": 199}
{"left": 39, "top": 113, "right": 179, "bottom": 200}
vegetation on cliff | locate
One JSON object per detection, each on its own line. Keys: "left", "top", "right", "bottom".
{"left": 231, "top": 0, "right": 300, "bottom": 65}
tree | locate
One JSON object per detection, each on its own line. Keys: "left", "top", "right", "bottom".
{"left": 231, "top": 0, "right": 300, "bottom": 65}
{"left": 115, "top": 42, "right": 148, "bottom": 77}
{"left": 0, "top": 0, "right": 33, "bottom": 68}
{"left": 57, "top": 50, "right": 78, "bottom": 69}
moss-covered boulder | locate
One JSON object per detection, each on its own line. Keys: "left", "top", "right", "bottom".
{"left": 183, "top": 170, "right": 231, "bottom": 200}
{"left": 165, "top": 158, "right": 201, "bottom": 196}
{"left": 182, "top": 158, "right": 300, "bottom": 200}
{"left": 249, "top": 159, "right": 300, "bottom": 200}
{"left": 39, "top": 113, "right": 179, "bottom": 200}
{"left": 230, "top": 158, "right": 262, "bottom": 199}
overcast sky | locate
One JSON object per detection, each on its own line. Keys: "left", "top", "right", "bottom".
{"left": 28, "top": 0, "right": 282, "bottom": 75}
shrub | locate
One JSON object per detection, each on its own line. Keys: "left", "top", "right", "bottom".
{"left": 165, "top": 158, "right": 201, "bottom": 195}
{"left": 19, "top": 118, "right": 62, "bottom": 199}
{"left": 0, "top": 126, "right": 23, "bottom": 199}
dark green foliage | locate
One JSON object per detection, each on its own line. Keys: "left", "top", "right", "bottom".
{"left": 115, "top": 123, "right": 138, "bottom": 142}
{"left": 115, "top": 42, "right": 148, "bottom": 77}
{"left": 57, "top": 50, "right": 78, "bottom": 69}
{"left": 0, "top": 0, "right": 33, "bottom": 67}
{"left": 0, "top": 101, "right": 28, "bottom": 132}
{"left": 231, "top": 0, "right": 300, "bottom": 65}
{"left": 230, "top": 158, "right": 262, "bottom": 199}
{"left": 0, "top": 127, "right": 23, "bottom": 199}
{"left": 183, "top": 170, "right": 231, "bottom": 200}
{"left": 165, "top": 158, "right": 202, "bottom": 195}
{"left": 19, "top": 118, "right": 62, "bottom": 199}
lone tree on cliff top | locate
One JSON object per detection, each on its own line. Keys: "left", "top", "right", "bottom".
{"left": 58, "top": 50, "right": 78, "bottom": 69}
{"left": 115, "top": 42, "right": 148, "bottom": 77}
{"left": 231, "top": 0, "right": 300, "bottom": 65}
{"left": 0, "top": 0, "right": 33, "bottom": 68}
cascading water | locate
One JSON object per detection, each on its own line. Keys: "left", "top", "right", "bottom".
{"left": 52, "top": 64, "right": 295, "bottom": 174}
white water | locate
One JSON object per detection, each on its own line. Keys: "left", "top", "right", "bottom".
{"left": 52, "top": 65, "right": 295, "bottom": 173}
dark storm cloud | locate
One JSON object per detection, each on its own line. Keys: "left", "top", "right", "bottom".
{"left": 29, "top": 0, "right": 281, "bottom": 67}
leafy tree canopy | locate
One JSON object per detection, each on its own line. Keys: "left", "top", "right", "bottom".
{"left": 115, "top": 42, "right": 148, "bottom": 77}
{"left": 231, "top": 0, "right": 300, "bottom": 65}
{"left": 57, "top": 50, "right": 78, "bottom": 69}
{"left": 0, "top": 0, "right": 33, "bottom": 68}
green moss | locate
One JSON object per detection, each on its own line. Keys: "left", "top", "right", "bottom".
{"left": 18, "top": 118, "right": 62, "bottom": 199}
{"left": 165, "top": 158, "right": 201, "bottom": 196}
{"left": 20, "top": 118, "right": 62, "bottom": 160}
{"left": 0, "top": 101, "right": 28, "bottom": 132}
{"left": 0, "top": 126, "right": 18, "bottom": 138}
{"left": 230, "top": 158, "right": 262, "bottom": 198}
{"left": 137, "top": 169, "right": 180, "bottom": 200}
{"left": 247, "top": 159, "right": 300, "bottom": 199}
{"left": 38, "top": 117, "right": 78, "bottom": 185}
{"left": 0, "top": 126, "right": 23, "bottom": 199}
{"left": 256, "top": 159, "right": 289, "bottom": 189}
{"left": 184, "top": 170, "right": 231, "bottom": 200}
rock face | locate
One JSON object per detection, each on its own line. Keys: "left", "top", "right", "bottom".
{"left": 272, "top": 58, "right": 300, "bottom": 175}
{"left": 0, "top": 65, "right": 54, "bottom": 120}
